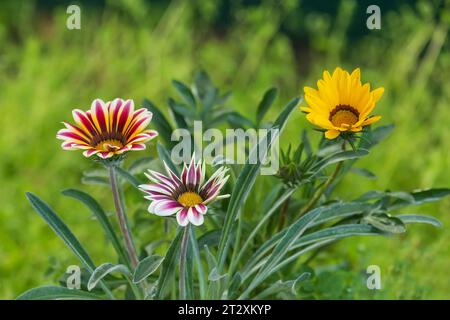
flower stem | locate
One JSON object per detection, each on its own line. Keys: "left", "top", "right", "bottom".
{"left": 277, "top": 196, "right": 291, "bottom": 231}
{"left": 298, "top": 142, "right": 346, "bottom": 216}
{"left": 179, "top": 224, "right": 190, "bottom": 300}
{"left": 109, "top": 165, "right": 139, "bottom": 268}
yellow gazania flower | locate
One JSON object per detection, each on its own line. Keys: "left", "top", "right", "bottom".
{"left": 57, "top": 98, "right": 158, "bottom": 159}
{"left": 301, "top": 67, "right": 384, "bottom": 139}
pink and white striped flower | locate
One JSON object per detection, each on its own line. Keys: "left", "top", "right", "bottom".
{"left": 56, "top": 98, "right": 158, "bottom": 159}
{"left": 139, "top": 155, "right": 230, "bottom": 226}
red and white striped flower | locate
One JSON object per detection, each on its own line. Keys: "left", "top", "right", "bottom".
{"left": 56, "top": 98, "right": 158, "bottom": 159}
{"left": 139, "top": 155, "right": 230, "bottom": 226}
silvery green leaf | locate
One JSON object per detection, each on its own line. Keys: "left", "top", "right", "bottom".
{"left": 25, "top": 193, "right": 113, "bottom": 298}
{"left": 397, "top": 214, "right": 442, "bottom": 227}
{"left": 363, "top": 213, "right": 406, "bottom": 234}
{"left": 133, "top": 255, "right": 164, "bottom": 284}
{"left": 17, "top": 286, "right": 103, "bottom": 300}
{"left": 208, "top": 267, "right": 227, "bottom": 282}
{"left": 88, "top": 263, "right": 130, "bottom": 291}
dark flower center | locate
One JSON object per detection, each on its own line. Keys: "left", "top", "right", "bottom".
{"left": 329, "top": 105, "right": 359, "bottom": 127}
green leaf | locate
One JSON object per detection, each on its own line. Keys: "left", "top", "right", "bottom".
{"left": 236, "top": 188, "right": 295, "bottom": 269}
{"left": 189, "top": 227, "right": 207, "bottom": 299}
{"left": 25, "top": 193, "right": 113, "bottom": 298}
{"left": 302, "top": 129, "right": 312, "bottom": 157}
{"left": 363, "top": 213, "right": 406, "bottom": 234}
{"left": 167, "top": 99, "right": 189, "bottom": 129}
{"left": 350, "top": 167, "right": 377, "bottom": 180}
{"left": 227, "top": 111, "right": 255, "bottom": 128}
{"left": 142, "top": 99, "right": 174, "bottom": 146}
{"left": 310, "top": 202, "right": 378, "bottom": 227}
{"left": 157, "top": 141, "right": 180, "bottom": 175}
{"left": 62, "top": 189, "right": 130, "bottom": 268}
{"left": 253, "top": 273, "right": 310, "bottom": 299}
{"left": 197, "top": 229, "right": 221, "bottom": 249}
{"left": 115, "top": 167, "right": 142, "bottom": 188}
{"left": 397, "top": 214, "right": 442, "bottom": 227}
{"left": 256, "top": 87, "right": 277, "bottom": 124}
{"left": 128, "top": 156, "right": 154, "bottom": 174}
{"left": 390, "top": 188, "right": 450, "bottom": 209}
{"left": 17, "top": 286, "right": 103, "bottom": 300}
{"left": 208, "top": 267, "right": 227, "bottom": 282}
{"left": 361, "top": 124, "right": 395, "bottom": 148}
{"left": 88, "top": 263, "right": 130, "bottom": 291}
{"left": 81, "top": 176, "right": 109, "bottom": 186}
{"left": 243, "top": 209, "right": 320, "bottom": 297}
{"left": 310, "top": 149, "right": 369, "bottom": 175}
{"left": 243, "top": 202, "right": 377, "bottom": 277}
{"left": 216, "top": 97, "right": 299, "bottom": 272}
{"left": 194, "top": 70, "right": 213, "bottom": 100}
{"left": 292, "top": 224, "right": 383, "bottom": 250}
{"left": 173, "top": 80, "right": 196, "bottom": 108}
{"left": 227, "top": 273, "right": 242, "bottom": 299}
{"left": 155, "top": 228, "right": 183, "bottom": 299}
{"left": 169, "top": 98, "right": 197, "bottom": 120}
{"left": 133, "top": 255, "right": 165, "bottom": 284}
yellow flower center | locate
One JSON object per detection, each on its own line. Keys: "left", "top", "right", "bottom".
{"left": 330, "top": 105, "right": 359, "bottom": 127}
{"left": 178, "top": 192, "right": 203, "bottom": 207}
{"left": 95, "top": 139, "right": 124, "bottom": 151}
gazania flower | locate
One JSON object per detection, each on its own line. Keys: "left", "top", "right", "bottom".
{"left": 301, "top": 67, "right": 384, "bottom": 139}
{"left": 139, "top": 155, "right": 230, "bottom": 226}
{"left": 57, "top": 98, "right": 158, "bottom": 159}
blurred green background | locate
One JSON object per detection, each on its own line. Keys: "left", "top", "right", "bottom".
{"left": 0, "top": 0, "right": 449, "bottom": 299}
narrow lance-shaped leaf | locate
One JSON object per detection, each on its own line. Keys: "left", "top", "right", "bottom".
{"left": 189, "top": 227, "right": 207, "bottom": 299}
{"left": 242, "top": 209, "right": 320, "bottom": 297}
{"left": 62, "top": 189, "right": 130, "bottom": 269}
{"left": 390, "top": 188, "right": 450, "bottom": 209}
{"left": 133, "top": 255, "right": 165, "bottom": 284}
{"left": 216, "top": 97, "right": 300, "bottom": 272}
{"left": 115, "top": 167, "right": 142, "bottom": 189}
{"left": 88, "top": 263, "right": 130, "bottom": 291}
{"left": 309, "top": 149, "right": 369, "bottom": 176}
{"left": 173, "top": 80, "right": 196, "bottom": 108}
{"left": 17, "top": 286, "right": 103, "bottom": 300}
{"left": 397, "top": 214, "right": 442, "bottom": 227}
{"left": 25, "top": 193, "right": 114, "bottom": 299}
{"left": 155, "top": 228, "right": 183, "bottom": 299}
{"left": 142, "top": 99, "right": 174, "bottom": 146}
{"left": 256, "top": 87, "right": 277, "bottom": 125}
{"left": 157, "top": 141, "right": 180, "bottom": 175}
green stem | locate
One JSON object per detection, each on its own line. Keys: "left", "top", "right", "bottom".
{"left": 298, "top": 142, "right": 346, "bottom": 216}
{"left": 109, "top": 166, "right": 139, "bottom": 268}
{"left": 179, "top": 224, "right": 190, "bottom": 299}
{"left": 298, "top": 161, "right": 343, "bottom": 216}
{"left": 277, "top": 196, "right": 291, "bottom": 231}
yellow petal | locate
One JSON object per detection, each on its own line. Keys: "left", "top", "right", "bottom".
{"left": 372, "top": 87, "right": 384, "bottom": 102}
{"left": 351, "top": 68, "right": 360, "bottom": 82}
{"left": 325, "top": 129, "right": 340, "bottom": 139}
{"left": 362, "top": 115, "right": 382, "bottom": 126}
{"left": 300, "top": 106, "right": 312, "bottom": 113}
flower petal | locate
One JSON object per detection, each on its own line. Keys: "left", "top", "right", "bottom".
{"left": 153, "top": 200, "right": 183, "bottom": 216}
{"left": 187, "top": 207, "right": 204, "bottom": 226}
{"left": 325, "top": 129, "right": 340, "bottom": 139}
{"left": 177, "top": 208, "right": 189, "bottom": 226}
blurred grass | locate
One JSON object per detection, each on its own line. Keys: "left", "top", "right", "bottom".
{"left": 0, "top": 0, "right": 449, "bottom": 299}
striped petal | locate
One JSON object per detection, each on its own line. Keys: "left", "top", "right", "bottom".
{"left": 153, "top": 200, "right": 183, "bottom": 216}
{"left": 177, "top": 208, "right": 189, "bottom": 227}
{"left": 187, "top": 207, "right": 204, "bottom": 226}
